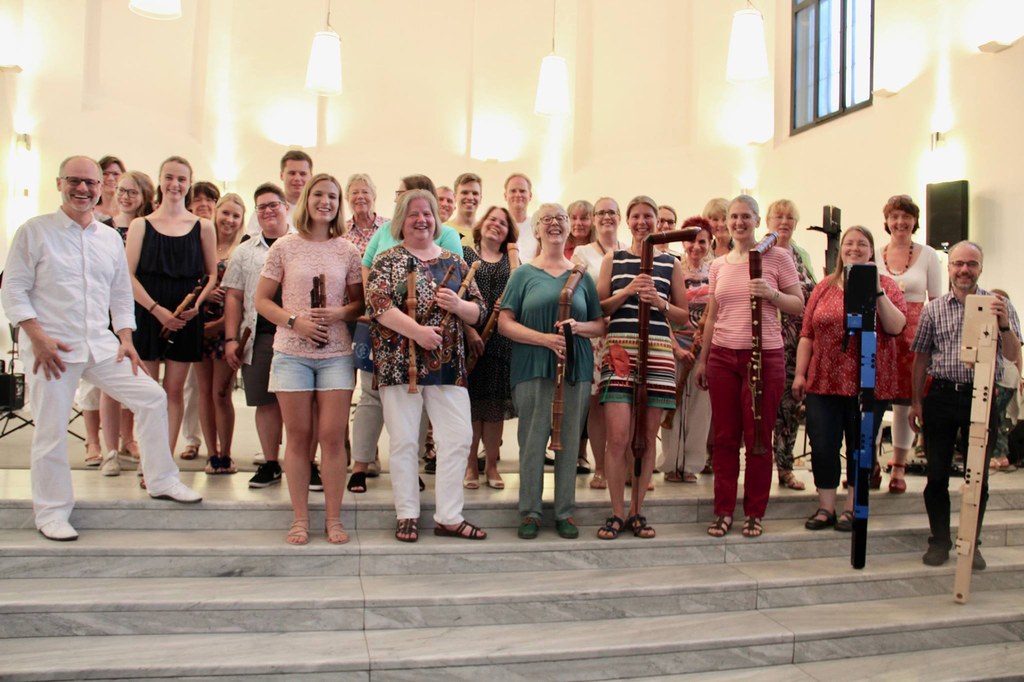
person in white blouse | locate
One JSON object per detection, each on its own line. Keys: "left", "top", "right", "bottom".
{"left": 1, "top": 156, "right": 202, "bottom": 542}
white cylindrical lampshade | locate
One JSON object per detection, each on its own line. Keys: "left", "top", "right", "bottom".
{"left": 534, "top": 53, "right": 570, "bottom": 116}
{"left": 305, "top": 29, "right": 342, "bottom": 96}
{"left": 726, "top": 9, "right": 769, "bottom": 82}
{"left": 128, "top": 0, "right": 182, "bottom": 20}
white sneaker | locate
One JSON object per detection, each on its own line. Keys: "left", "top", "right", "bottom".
{"left": 100, "top": 450, "right": 121, "bottom": 477}
{"left": 149, "top": 480, "right": 202, "bottom": 504}
{"left": 38, "top": 518, "right": 78, "bottom": 541}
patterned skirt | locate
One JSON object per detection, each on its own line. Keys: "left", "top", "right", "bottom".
{"left": 599, "top": 332, "right": 676, "bottom": 409}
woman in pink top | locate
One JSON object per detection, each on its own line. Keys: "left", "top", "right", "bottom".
{"left": 694, "top": 195, "right": 804, "bottom": 538}
{"left": 255, "top": 174, "right": 365, "bottom": 546}
{"left": 793, "top": 226, "right": 907, "bottom": 531}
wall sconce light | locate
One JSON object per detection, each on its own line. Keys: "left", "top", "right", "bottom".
{"left": 872, "top": 88, "right": 897, "bottom": 98}
{"left": 128, "top": 0, "right": 182, "bottom": 20}
{"left": 534, "top": 0, "right": 570, "bottom": 116}
{"left": 305, "top": 0, "right": 342, "bottom": 96}
{"left": 726, "top": 2, "right": 770, "bottom": 82}
{"left": 930, "top": 131, "right": 945, "bottom": 151}
{"left": 0, "top": 65, "right": 21, "bottom": 74}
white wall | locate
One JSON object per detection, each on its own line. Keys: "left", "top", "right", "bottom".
{"left": 0, "top": 0, "right": 1022, "bottom": 304}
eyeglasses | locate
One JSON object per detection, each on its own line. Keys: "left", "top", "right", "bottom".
{"left": 116, "top": 187, "right": 140, "bottom": 198}
{"left": 950, "top": 260, "right": 980, "bottom": 269}
{"left": 62, "top": 176, "right": 101, "bottom": 189}
{"left": 256, "top": 201, "right": 285, "bottom": 213}
{"left": 538, "top": 215, "right": 568, "bottom": 226}
{"left": 595, "top": 209, "right": 619, "bottom": 218}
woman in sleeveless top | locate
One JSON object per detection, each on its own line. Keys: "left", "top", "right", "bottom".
{"left": 596, "top": 195, "right": 689, "bottom": 540}
{"left": 126, "top": 156, "right": 218, "bottom": 461}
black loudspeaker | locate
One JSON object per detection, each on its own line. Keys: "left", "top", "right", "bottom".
{"left": 926, "top": 180, "right": 969, "bottom": 251}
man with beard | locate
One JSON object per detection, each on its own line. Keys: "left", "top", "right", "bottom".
{"left": 910, "top": 241, "right": 1021, "bottom": 568}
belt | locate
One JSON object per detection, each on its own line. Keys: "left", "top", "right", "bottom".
{"left": 931, "top": 377, "right": 973, "bottom": 393}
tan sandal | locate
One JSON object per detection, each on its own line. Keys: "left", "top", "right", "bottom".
{"left": 589, "top": 473, "right": 608, "bottom": 490}
{"left": 286, "top": 519, "right": 310, "bottom": 545}
{"left": 325, "top": 520, "right": 349, "bottom": 545}
{"left": 179, "top": 444, "right": 200, "bottom": 461}
{"left": 84, "top": 442, "right": 102, "bottom": 467}
{"left": 120, "top": 440, "right": 141, "bottom": 462}
{"left": 778, "top": 470, "right": 806, "bottom": 491}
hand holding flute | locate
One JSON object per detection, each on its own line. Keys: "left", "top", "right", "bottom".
{"left": 159, "top": 275, "right": 209, "bottom": 339}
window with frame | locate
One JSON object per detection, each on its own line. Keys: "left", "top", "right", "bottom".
{"left": 792, "top": 0, "right": 874, "bottom": 132}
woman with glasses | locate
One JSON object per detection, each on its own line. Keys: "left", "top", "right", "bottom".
{"left": 367, "top": 189, "right": 488, "bottom": 543}
{"left": 126, "top": 157, "right": 218, "bottom": 469}
{"left": 875, "top": 194, "right": 942, "bottom": 493}
{"left": 655, "top": 206, "right": 683, "bottom": 259}
{"left": 499, "top": 203, "right": 604, "bottom": 539}
{"left": 571, "top": 197, "right": 624, "bottom": 490}
{"left": 255, "top": 173, "right": 364, "bottom": 545}
{"left": 195, "top": 193, "right": 246, "bottom": 475}
{"left": 94, "top": 155, "right": 125, "bottom": 221}
{"left": 694, "top": 195, "right": 803, "bottom": 539}
{"left": 596, "top": 195, "right": 690, "bottom": 540}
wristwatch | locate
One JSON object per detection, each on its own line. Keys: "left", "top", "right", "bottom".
{"left": 286, "top": 314, "right": 298, "bottom": 329}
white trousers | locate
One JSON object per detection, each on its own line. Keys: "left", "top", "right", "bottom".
{"left": 180, "top": 365, "right": 201, "bottom": 447}
{"left": 658, "top": 366, "right": 712, "bottom": 475}
{"left": 379, "top": 384, "right": 470, "bottom": 525}
{"left": 23, "top": 346, "right": 182, "bottom": 528}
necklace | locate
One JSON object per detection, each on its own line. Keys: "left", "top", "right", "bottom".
{"left": 883, "top": 243, "right": 915, "bottom": 276}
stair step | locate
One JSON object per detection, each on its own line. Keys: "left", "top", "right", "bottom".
{"left": 5, "top": 590, "right": 1015, "bottom": 680}
{"left": 3, "top": 547, "right": 1023, "bottom": 638}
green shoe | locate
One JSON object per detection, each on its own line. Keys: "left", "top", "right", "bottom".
{"left": 556, "top": 517, "right": 579, "bottom": 539}
{"left": 517, "top": 517, "right": 540, "bottom": 540}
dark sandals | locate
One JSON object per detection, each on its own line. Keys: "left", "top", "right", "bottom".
{"left": 204, "top": 456, "right": 237, "bottom": 475}
{"left": 707, "top": 515, "right": 733, "bottom": 537}
{"left": 597, "top": 515, "right": 625, "bottom": 540}
{"left": 396, "top": 518, "right": 419, "bottom": 543}
{"left": 804, "top": 508, "right": 837, "bottom": 530}
{"left": 626, "top": 514, "right": 656, "bottom": 539}
{"left": 741, "top": 516, "right": 764, "bottom": 538}
{"left": 434, "top": 520, "right": 487, "bottom": 540}
{"left": 347, "top": 472, "right": 367, "bottom": 493}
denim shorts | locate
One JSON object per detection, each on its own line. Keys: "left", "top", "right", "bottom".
{"left": 269, "top": 352, "right": 355, "bottom": 392}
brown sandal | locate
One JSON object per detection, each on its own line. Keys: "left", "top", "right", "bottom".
{"left": 433, "top": 520, "right": 487, "bottom": 540}
{"left": 778, "top": 470, "right": 806, "bottom": 490}
{"left": 395, "top": 518, "right": 418, "bottom": 543}
{"left": 741, "top": 516, "right": 763, "bottom": 538}
{"left": 707, "top": 515, "right": 732, "bottom": 537}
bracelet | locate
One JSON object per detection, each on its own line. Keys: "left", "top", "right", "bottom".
{"left": 147, "top": 302, "right": 159, "bottom": 313}
{"left": 876, "top": 290, "right": 885, "bottom": 298}
{"left": 224, "top": 337, "right": 237, "bottom": 343}
{"left": 771, "top": 289, "right": 780, "bottom": 302}
{"left": 662, "top": 301, "right": 670, "bottom": 313}
{"left": 286, "top": 314, "right": 298, "bottom": 329}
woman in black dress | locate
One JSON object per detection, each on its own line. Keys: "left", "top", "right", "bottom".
{"left": 462, "top": 206, "right": 519, "bottom": 489}
{"left": 126, "top": 156, "right": 218, "bottom": 458}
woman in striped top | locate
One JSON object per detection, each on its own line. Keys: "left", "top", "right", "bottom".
{"left": 694, "top": 195, "right": 804, "bottom": 539}
{"left": 596, "top": 195, "right": 689, "bottom": 540}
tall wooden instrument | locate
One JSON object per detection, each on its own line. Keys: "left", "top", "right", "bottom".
{"left": 160, "top": 275, "right": 209, "bottom": 340}
{"left": 630, "top": 228, "right": 701, "bottom": 480}
{"left": 747, "top": 232, "right": 778, "bottom": 456}
{"left": 438, "top": 261, "right": 481, "bottom": 329}
{"left": 421, "top": 264, "right": 456, "bottom": 323}
{"left": 468, "top": 243, "right": 520, "bottom": 373}
{"left": 218, "top": 326, "right": 252, "bottom": 398}
{"left": 406, "top": 258, "right": 419, "bottom": 393}
{"left": 954, "top": 294, "right": 998, "bottom": 603}
{"left": 549, "top": 263, "right": 587, "bottom": 452}
{"left": 310, "top": 273, "right": 327, "bottom": 349}
{"left": 844, "top": 263, "right": 878, "bottom": 569}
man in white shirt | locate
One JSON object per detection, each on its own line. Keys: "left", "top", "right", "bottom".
{"left": 245, "top": 150, "right": 313, "bottom": 236}
{"left": 1, "top": 156, "right": 202, "bottom": 541}
{"left": 505, "top": 173, "right": 536, "bottom": 261}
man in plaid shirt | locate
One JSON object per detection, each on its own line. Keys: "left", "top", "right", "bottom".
{"left": 909, "top": 241, "right": 1021, "bottom": 568}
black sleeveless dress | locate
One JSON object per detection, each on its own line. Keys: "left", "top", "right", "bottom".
{"left": 134, "top": 220, "right": 205, "bottom": 362}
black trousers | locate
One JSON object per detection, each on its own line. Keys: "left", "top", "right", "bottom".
{"left": 922, "top": 381, "right": 998, "bottom": 548}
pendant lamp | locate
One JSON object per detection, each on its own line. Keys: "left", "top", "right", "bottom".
{"left": 726, "top": 3, "right": 769, "bottom": 82}
{"left": 128, "top": 0, "right": 182, "bottom": 20}
{"left": 534, "top": 0, "right": 570, "bottom": 116}
{"left": 305, "top": 0, "right": 342, "bottom": 96}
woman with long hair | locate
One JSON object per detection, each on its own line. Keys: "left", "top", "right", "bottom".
{"left": 462, "top": 206, "right": 519, "bottom": 489}
{"left": 793, "top": 226, "right": 906, "bottom": 530}
{"left": 255, "top": 173, "right": 364, "bottom": 545}
{"left": 125, "top": 157, "right": 218, "bottom": 467}
{"left": 694, "top": 195, "right": 803, "bottom": 539}
{"left": 596, "top": 195, "right": 689, "bottom": 539}
{"left": 195, "top": 193, "right": 246, "bottom": 474}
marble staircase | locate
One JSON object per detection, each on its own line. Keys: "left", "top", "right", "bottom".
{"left": 1, "top": 469, "right": 1024, "bottom": 680}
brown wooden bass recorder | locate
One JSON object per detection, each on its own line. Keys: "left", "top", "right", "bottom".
{"left": 438, "top": 261, "right": 481, "bottom": 329}
{"left": 548, "top": 263, "right": 588, "bottom": 452}
{"left": 747, "top": 232, "right": 778, "bottom": 455}
{"left": 218, "top": 326, "right": 252, "bottom": 398}
{"left": 421, "top": 264, "right": 456, "bottom": 324}
{"left": 630, "top": 228, "right": 701, "bottom": 482}
{"left": 467, "top": 243, "right": 519, "bottom": 373}
{"left": 310, "top": 273, "right": 327, "bottom": 349}
{"left": 160, "top": 275, "right": 210, "bottom": 340}
{"left": 406, "top": 257, "right": 419, "bottom": 393}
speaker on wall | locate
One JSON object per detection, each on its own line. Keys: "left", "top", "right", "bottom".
{"left": 926, "top": 180, "right": 969, "bottom": 251}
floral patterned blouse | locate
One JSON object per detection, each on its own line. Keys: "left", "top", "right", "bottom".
{"left": 366, "top": 246, "right": 486, "bottom": 388}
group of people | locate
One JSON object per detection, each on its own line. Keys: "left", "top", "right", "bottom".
{"left": 4, "top": 153, "right": 1019, "bottom": 569}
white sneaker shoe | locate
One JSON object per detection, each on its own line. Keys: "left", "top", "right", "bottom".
{"left": 149, "top": 480, "right": 202, "bottom": 504}
{"left": 38, "top": 519, "right": 78, "bottom": 541}
{"left": 100, "top": 450, "right": 121, "bottom": 477}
